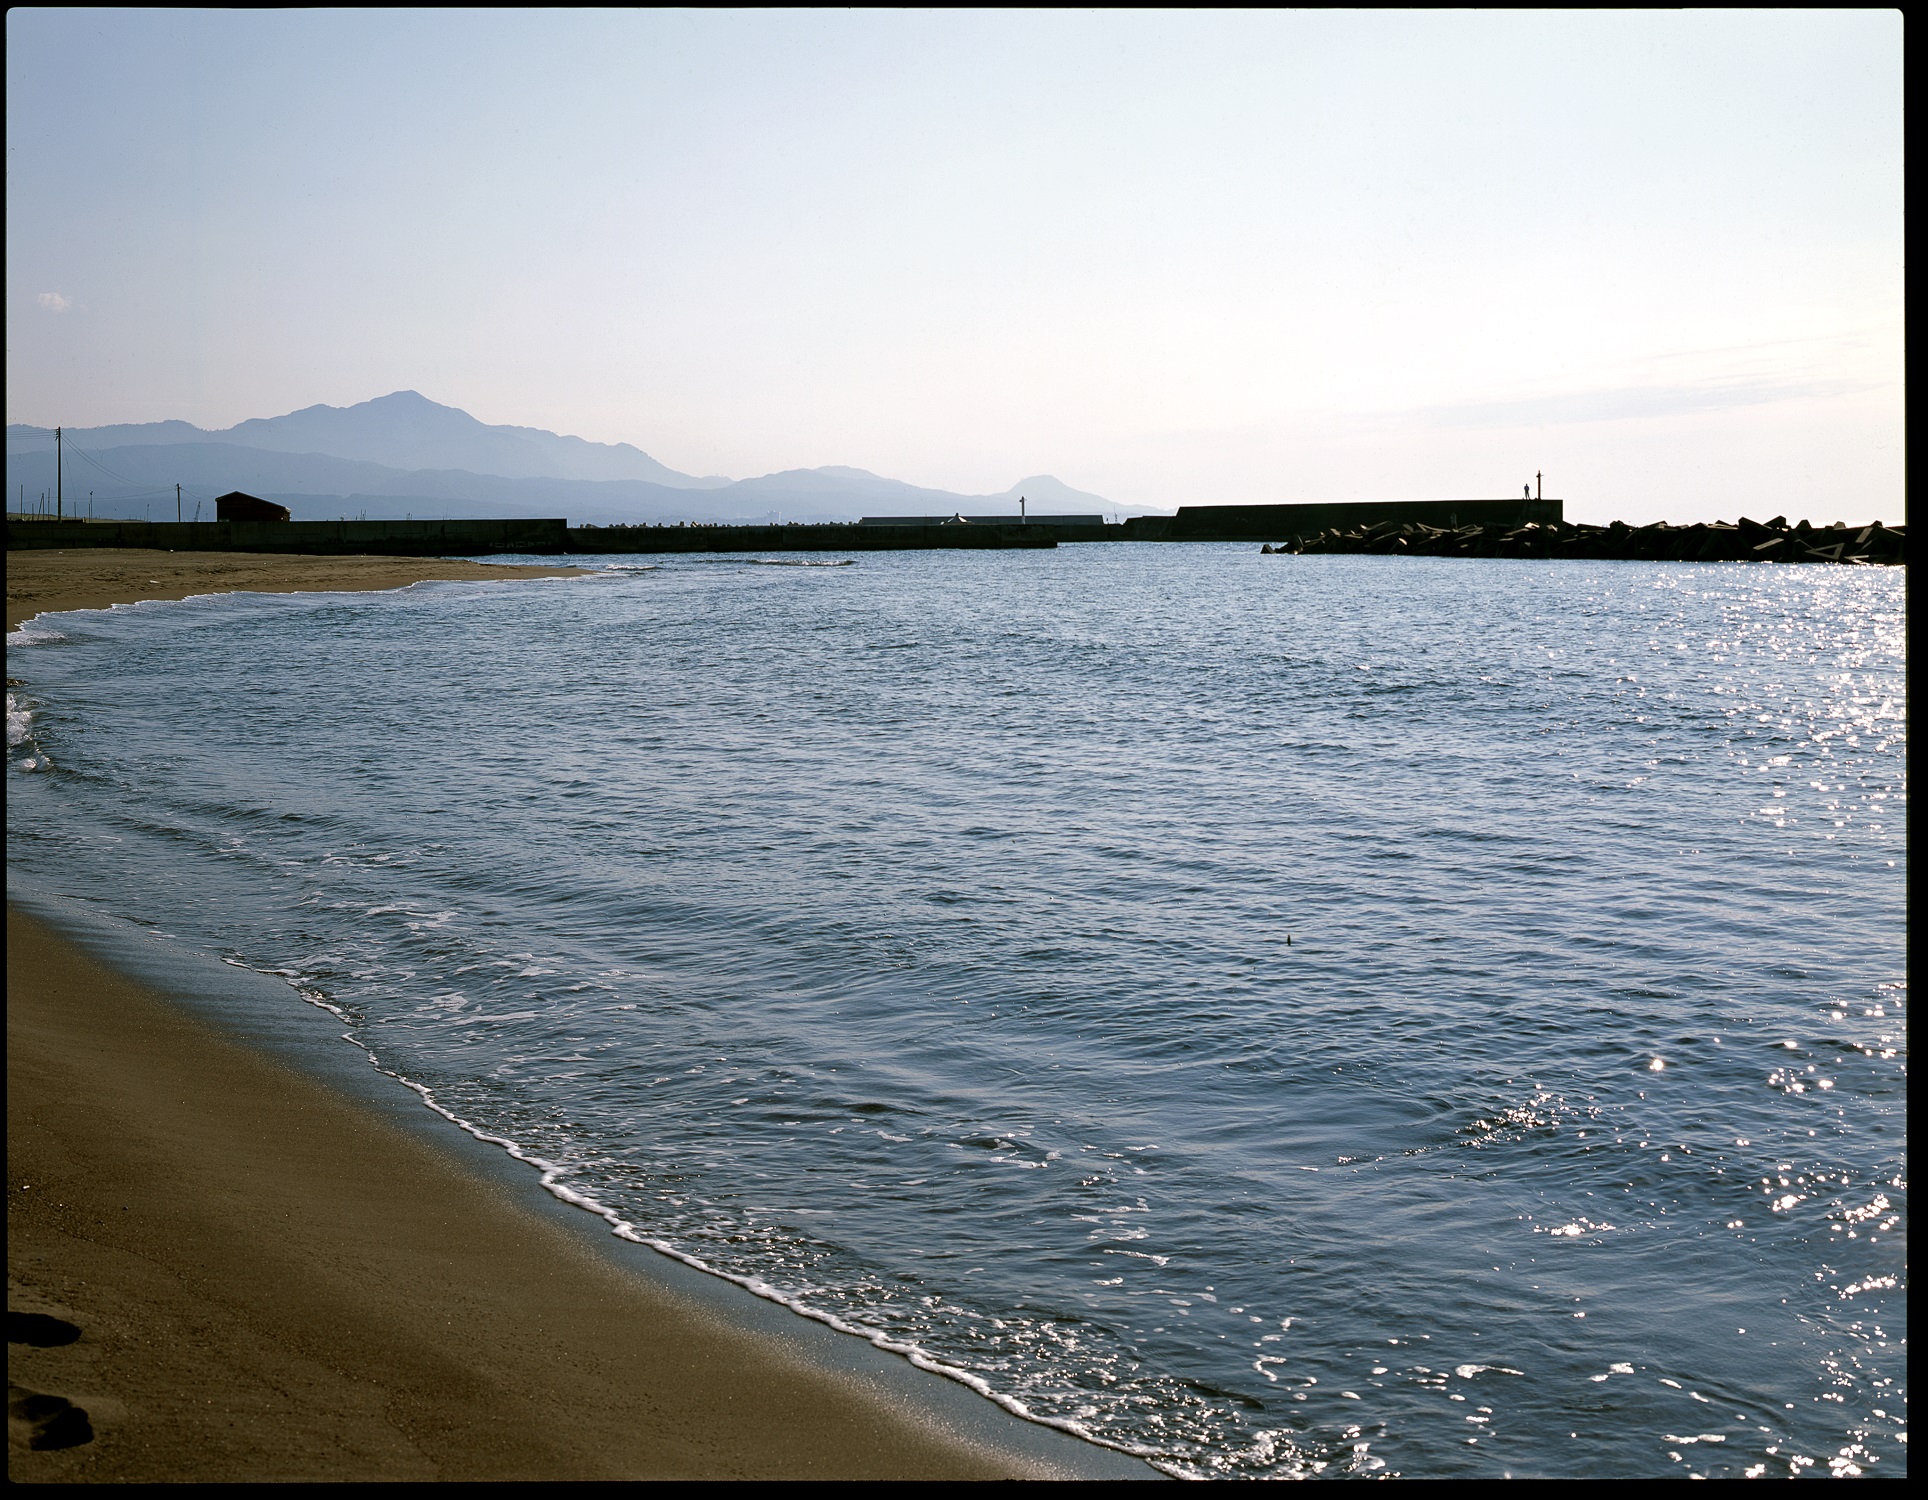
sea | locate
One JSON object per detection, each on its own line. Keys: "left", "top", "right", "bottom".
{"left": 6, "top": 544, "right": 1906, "bottom": 1479}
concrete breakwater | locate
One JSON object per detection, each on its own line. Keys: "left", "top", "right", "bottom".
{"left": 3, "top": 517, "right": 1057, "bottom": 555}
{"left": 7, "top": 509, "right": 1901, "bottom": 564}
{"left": 559, "top": 522, "right": 1057, "bottom": 552}
{"left": 1260, "top": 516, "right": 1907, "bottom": 566}
{"left": 4, "top": 516, "right": 575, "bottom": 556}
{"left": 1150, "top": 497, "right": 1562, "bottom": 541}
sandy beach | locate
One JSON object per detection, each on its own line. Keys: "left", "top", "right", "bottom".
{"left": 7, "top": 551, "right": 1126, "bottom": 1481}
{"left": 5, "top": 547, "right": 587, "bottom": 631}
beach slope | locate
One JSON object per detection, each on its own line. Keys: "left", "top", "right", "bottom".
{"left": 7, "top": 900, "right": 1067, "bottom": 1480}
{"left": 7, "top": 551, "right": 1115, "bottom": 1480}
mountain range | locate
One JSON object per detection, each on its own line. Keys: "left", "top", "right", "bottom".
{"left": 5, "top": 391, "right": 1138, "bottom": 525}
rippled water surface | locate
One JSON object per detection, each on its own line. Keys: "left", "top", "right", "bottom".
{"left": 7, "top": 547, "right": 1907, "bottom": 1477}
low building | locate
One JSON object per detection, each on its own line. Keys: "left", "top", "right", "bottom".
{"left": 215, "top": 491, "right": 292, "bottom": 523}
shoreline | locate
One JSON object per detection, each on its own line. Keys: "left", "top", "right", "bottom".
{"left": 6, "top": 550, "right": 1156, "bottom": 1480}
{"left": 5, "top": 546, "right": 589, "bottom": 631}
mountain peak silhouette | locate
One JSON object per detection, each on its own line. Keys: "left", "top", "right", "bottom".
{"left": 208, "top": 392, "right": 723, "bottom": 485}
{"left": 7, "top": 393, "right": 1131, "bottom": 522}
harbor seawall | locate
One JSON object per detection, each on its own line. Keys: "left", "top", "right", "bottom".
{"left": 10, "top": 504, "right": 1897, "bottom": 564}
{"left": 1153, "top": 498, "right": 1563, "bottom": 541}
{"left": 3, "top": 518, "right": 1059, "bottom": 555}
{"left": 558, "top": 523, "right": 1058, "bottom": 552}
{"left": 5, "top": 517, "right": 574, "bottom": 556}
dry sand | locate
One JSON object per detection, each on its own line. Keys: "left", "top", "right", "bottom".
{"left": 6, "top": 551, "right": 1126, "bottom": 1481}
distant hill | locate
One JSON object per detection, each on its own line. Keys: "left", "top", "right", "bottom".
{"left": 8, "top": 391, "right": 732, "bottom": 489}
{"left": 5, "top": 392, "right": 1148, "bottom": 525}
{"left": 993, "top": 474, "right": 1116, "bottom": 512}
{"left": 2, "top": 441, "right": 741, "bottom": 525}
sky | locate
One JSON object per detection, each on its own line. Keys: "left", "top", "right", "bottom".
{"left": 6, "top": 9, "right": 1904, "bottom": 523}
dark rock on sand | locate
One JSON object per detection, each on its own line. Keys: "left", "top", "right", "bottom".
{"left": 7, "top": 1312, "right": 81, "bottom": 1348}
{"left": 8, "top": 1383, "right": 95, "bottom": 1450}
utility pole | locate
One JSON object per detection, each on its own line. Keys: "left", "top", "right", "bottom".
{"left": 56, "top": 426, "right": 63, "bottom": 520}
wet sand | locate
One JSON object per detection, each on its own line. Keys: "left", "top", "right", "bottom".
{"left": 6, "top": 547, "right": 586, "bottom": 631}
{"left": 6, "top": 551, "right": 1128, "bottom": 1480}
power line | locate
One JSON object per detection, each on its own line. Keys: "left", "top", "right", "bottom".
{"left": 45, "top": 436, "right": 207, "bottom": 503}
{"left": 55, "top": 435, "right": 158, "bottom": 488}
{"left": 7, "top": 431, "right": 207, "bottom": 503}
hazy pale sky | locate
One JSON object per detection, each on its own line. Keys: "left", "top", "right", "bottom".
{"left": 6, "top": 9, "right": 1903, "bottom": 522}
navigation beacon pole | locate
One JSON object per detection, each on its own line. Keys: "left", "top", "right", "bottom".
{"left": 56, "top": 426, "right": 62, "bottom": 520}
{"left": 1536, "top": 470, "right": 1543, "bottom": 502}
{"left": 1020, "top": 493, "right": 1027, "bottom": 524}
{"left": 177, "top": 483, "right": 182, "bottom": 523}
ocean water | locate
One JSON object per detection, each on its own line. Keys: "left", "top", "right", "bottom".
{"left": 6, "top": 545, "right": 1906, "bottom": 1479}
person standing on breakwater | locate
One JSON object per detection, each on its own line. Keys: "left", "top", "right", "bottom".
{"left": 1524, "top": 483, "right": 1532, "bottom": 500}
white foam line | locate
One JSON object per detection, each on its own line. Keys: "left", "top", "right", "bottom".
{"left": 9, "top": 572, "right": 600, "bottom": 639}
{"left": 7, "top": 690, "right": 34, "bottom": 749}
{"left": 257, "top": 969, "right": 1184, "bottom": 1476}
